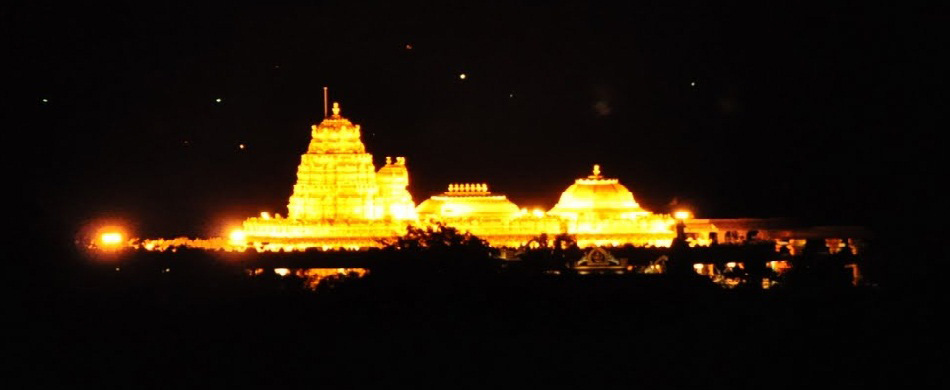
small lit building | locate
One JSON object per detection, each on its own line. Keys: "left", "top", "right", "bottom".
{"left": 417, "top": 184, "right": 520, "bottom": 221}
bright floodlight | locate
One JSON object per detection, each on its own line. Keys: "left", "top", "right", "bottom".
{"left": 101, "top": 232, "right": 123, "bottom": 246}
{"left": 229, "top": 229, "right": 246, "bottom": 242}
{"left": 674, "top": 210, "right": 692, "bottom": 220}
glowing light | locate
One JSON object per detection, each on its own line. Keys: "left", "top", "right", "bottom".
{"left": 726, "top": 262, "right": 737, "bottom": 269}
{"left": 674, "top": 210, "right": 692, "bottom": 220}
{"left": 100, "top": 232, "right": 123, "bottom": 247}
{"left": 239, "top": 144, "right": 245, "bottom": 150}
{"left": 459, "top": 73, "right": 467, "bottom": 80}
{"left": 236, "top": 96, "right": 678, "bottom": 249}
{"left": 229, "top": 229, "right": 246, "bottom": 243}
{"left": 215, "top": 98, "right": 222, "bottom": 103}
{"left": 690, "top": 82, "right": 696, "bottom": 87}
{"left": 241, "top": 102, "right": 417, "bottom": 247}
{"left": 274, "top": 268, "right": 290, "bottom": 276}
{"left": 41, "top": 98, "right": 49, "bottom": 103}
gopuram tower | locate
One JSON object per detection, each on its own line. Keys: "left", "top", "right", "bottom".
{"left": 242, "top": 101, "right": 416, "bottom": 249}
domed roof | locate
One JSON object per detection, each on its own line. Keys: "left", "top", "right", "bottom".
{"left": 307, "top": 102, "right": 366, "bottom": 154}
{"left": 417, "top": 184, "right": 520, "bottom": 220}
{"left": 548, "top": 165, "right": 650, "bottom": 219}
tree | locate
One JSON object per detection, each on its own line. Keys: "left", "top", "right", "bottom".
{"left": 377, "top": 223, "right": 499, "bottom": 274}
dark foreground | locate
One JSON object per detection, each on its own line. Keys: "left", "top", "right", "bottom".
{"left": 8, "top": 248, "right": 941, "bottom": 388}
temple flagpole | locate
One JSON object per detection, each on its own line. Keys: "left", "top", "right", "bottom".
{"left": 323, "top": 86, "right": 329, "bottom": 118}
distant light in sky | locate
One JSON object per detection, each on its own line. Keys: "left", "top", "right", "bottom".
{"left": 239, "top": 144, "right": 246, "bottom": 150}
{"left": 41, "top": 98, "right": 48, "bottom": 103}
{"left": 509, "top": 93, "right": 514, "bottom": 98}
{"left": 459, "top": 73, "right": 467, "bottom": 80}
{"left": 690, "top": 82, "right": 696, "bottom": 87}
{"left": 405, "top": 44, "right": 413, "bottom": 50}
{"left": 593, "top": 100, "right": 612, "bottom": 116}
{"left": 215, "top": 98, "right": 222, "bottom": 103}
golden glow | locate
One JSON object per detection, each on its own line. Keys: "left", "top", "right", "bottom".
{"left": 548, "top": 164, "right": 651, "bottom": 221}
{"left": 101, "top": 232, "right": 123, "bottom": 245}
{"left": 274, "top": 268, "right": 290, "bottom": 276}
{"left": 229, "top": 101, "right": 679, "bottom": 249}
{"left": 417, "top": 183, "right": 519, "bottom": 222}
{"left": 229, "top": 229, "right": 246, "bottom": 243}
{"left": 239, "top": 102, "right": 417, "bottom": 249}
{"left": 674, "top": 210, "right": 692, "bottom": 220}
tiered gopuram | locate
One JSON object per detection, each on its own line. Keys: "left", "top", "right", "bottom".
{"left": 242, "top": 103, "right": 417, "bottom": 249}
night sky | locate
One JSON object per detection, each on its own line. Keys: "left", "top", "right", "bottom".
{"left": 10, "top": 3, "right": 940, "bottom": 238}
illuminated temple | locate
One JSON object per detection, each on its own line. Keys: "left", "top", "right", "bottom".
{"left": 236, "top": 101, "right": 864, "bottom": 252}
{"left": 236, "top": 101, "right": 682, "bottom": 250}
{"left": 241, "top": 103, "right": 417, "bottom": 248}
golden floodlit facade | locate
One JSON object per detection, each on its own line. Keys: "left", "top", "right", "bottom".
{"left": 241, "top": 103, "right": 417, "bottom": 249}
{"left": 238, "top": 101, "right": 686, "bottom": 250}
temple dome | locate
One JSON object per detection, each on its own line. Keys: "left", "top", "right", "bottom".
{"left": 307, "top": 102, "right": 366, "bottom": 154}
{"left": 417, "top": 184, "right": 520, "bottom": 220}
{"left": 548, "top": 165, "right": 650, "bottom": 220}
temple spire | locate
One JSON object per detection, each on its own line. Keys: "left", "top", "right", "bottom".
{"left": 592, "top": 164, "right": 601, "bottom": 178}
{"left": 332, "top": 102, "right": 341, "bottom": 117}
{"left": 323, "top": 86, "right": 328, "bottom": 118}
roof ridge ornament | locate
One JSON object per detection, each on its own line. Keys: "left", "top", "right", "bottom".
{"left": 332, "top": 102, "right": 341, "bottom": 117}
{"left": 591, "top": 164, "right": 602, "bottom": 178}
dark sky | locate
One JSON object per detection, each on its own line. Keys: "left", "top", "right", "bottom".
{"left": 9, "top": 2, "right": 941, "bottom": 238}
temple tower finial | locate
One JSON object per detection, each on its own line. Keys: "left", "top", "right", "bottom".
{"left": 332, "top": 102, "right": 341, "bottom": 116}
{"left": 592, "top": 164, "right": 601, "bottom": 177}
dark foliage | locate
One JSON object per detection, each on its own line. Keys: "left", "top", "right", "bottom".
{"left": 6, "top": 227, "right": 939, "bottom": 387}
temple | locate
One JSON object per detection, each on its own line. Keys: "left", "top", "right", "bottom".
{"left": 241, "top": 102, "right": 417, "bottom": 249}
{"left": 235, "top": 100, "right": 866, "bottom": 253}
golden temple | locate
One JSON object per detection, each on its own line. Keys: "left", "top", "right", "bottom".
{"left": 239, "top": 101, "right": 683, "bottom": 250}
